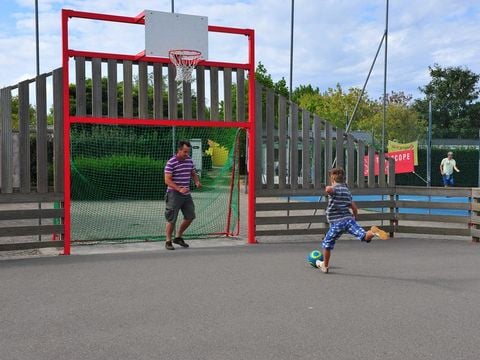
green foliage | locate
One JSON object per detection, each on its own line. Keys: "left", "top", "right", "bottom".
{"left": 9, "top": 96, "right": 38, "bottom": 130}
{"left": 358, "top": 100, "right": 426, "bottom": 145}
{"left": 71, "top": 155, "right": 167, "bottom": 200}
{"left": 255, "top": 62, "right": 289, "bottom": 97}
{"left": 414, "top": 64, "right": 480, "bottom": 138}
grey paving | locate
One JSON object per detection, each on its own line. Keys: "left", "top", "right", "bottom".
{"left": 1, "top": 238, "right": 479, "bottom": 360}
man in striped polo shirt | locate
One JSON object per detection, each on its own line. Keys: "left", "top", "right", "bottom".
{"left": 164, "top": 140, "right": 201, "bottom": 250}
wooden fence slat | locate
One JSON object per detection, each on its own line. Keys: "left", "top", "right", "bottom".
{"left": 1, "top": 87, "right": 13, "bottom": 193}
{"left": 0, "top": 192, "right": 64, "bottom": 203}
{"left": 346, "top": 134, "right": 355, "bottom": 186}
{"left": 396, "top": 200, "right": 470, "bottom": 210}
{"left": 256, "top": 215, "right": 327, "bottom": 225}
{"left": 378, "top": 151, "right": 386, "bottom": 187}
{"left": 18, "top": 80, "right": 30, "bottom": 193}
{"left": 336, "top": 128, "right": 344, "bottom": 168}
{"left": 138, "top": 61, "right": 149, "bottom": 118}
{"left": 396, "top": 213, "right": 470, "bottom": 224}
{"left": 289, "top": 103, "right": 299, "bottom": 189}
{"left": 153, "top": 63, "right": 163, "bottom": 118}
{"left": 210, "top": 67, "right": 219, "bottom": 120}
{"left": 224, "top": 68, "right": 232, "bottom": 121}
{"left": 168, "top": 63, "right": 178, "bottom": 119}
{"left": 91, "top": 58, "right": 102, "bottom": 117}
{"left": 256, "top": 200, "right": 395, "bottom": 211}
{"left": 368, "top": 145, "right": 375, "bottom": 188}
{"left": 265, "top": 89, "right": 275, "bottom": 189}
{"left": 357, "top": 140, "right": 365, "bottom": 188}
{"left": 324, "top": 122, "right": 332, "bottom": 184}
{"left": 313, "top": 116, "right": 322, "bottom": 188}
{"left": 0, "top": 225, "right": 64, "bottom": 238}
{"left": 123, "top": 60, "right": 133, "bottom": 118}
{"left": 36, "top": 74, "right": 48, "bottom": 193}
{"left": 256, "top": 228, "right": 329, "bottom": 236}
{"left": 236, "top": 69, "right": 245, "bottom": 121}
{"left": 183, "top": 80, "right": 192, "bottom": 120}
{"left": 278, "top": 95, "right": 287, "bottom": 189}
{"left": 395, "top": 226, "right": 471, "bottom": 237}
{"left": 52, "top": 68, "right": 64, "bottom": 192}
{"left": 107, "top": 59, "right": 118, "bottom": 117}
{"left": 196, "top": 66, "right": 206, "bottom": 119}
{"left": 255, "top": 82, "right": 263, "bottom": 190}
{"left": 302, "top": 110, "right": 310, "bottom": 187}
{"left": 0, "top": 208, "right": 64, "bottom": 220}
{"left": 75, "top": 57, "right": 86, "bottom": 116}
{"left": 0, "top": 240, "right": 64, "bottom": 252}
{"left": 395, "top": 186, "right": 472, "bottom": 197}
{"left": 388, "top": 157, "right": 395, "bottom": 187}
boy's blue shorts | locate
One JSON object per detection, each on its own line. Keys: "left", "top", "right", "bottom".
{"left": 322, "top": 218, "right": 367, "bottom": 250}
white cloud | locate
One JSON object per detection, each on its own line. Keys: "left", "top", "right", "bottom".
{"left": 1, "top": 0, "right": 479, "bottom": 101}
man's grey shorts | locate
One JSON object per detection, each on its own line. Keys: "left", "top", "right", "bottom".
{"left": 165, "top": 191, "right": 196, "bottom": 224}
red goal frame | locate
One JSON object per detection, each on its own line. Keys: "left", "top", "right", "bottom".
{"left": 61, "top": 9, "right": 256, "bottom": 254}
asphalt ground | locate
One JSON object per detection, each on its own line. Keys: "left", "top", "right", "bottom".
{"left": 1, "top": 238, "right": 479, "bottom": 360}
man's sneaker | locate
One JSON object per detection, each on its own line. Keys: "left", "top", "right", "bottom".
{"left": 173, "top": 237, "right": 189, "bottom": 248}
{"left": 315, "top": 260, "right": 329, "bottom": 273}
{"left": 371, "top": 226, "right": 389, "bottom": 240}
{"left": 165, "top": 241, "right": 175, "bottom": 250}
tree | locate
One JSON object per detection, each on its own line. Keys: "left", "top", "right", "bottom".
{"left": 9, "top": 96, "right": 37, "bottom": 131}
{"left": 414, "top": 64, "right": 479, "bottom": 138}
{"left": 293, "top": 83, "right": 378, "bottom": 130}
{"left": 255, "top": 62, "right": 289, "bottom": 97}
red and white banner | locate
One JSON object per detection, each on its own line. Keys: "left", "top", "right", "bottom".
{"left": 364, "top": 149, "right": 414, "bottom": 176}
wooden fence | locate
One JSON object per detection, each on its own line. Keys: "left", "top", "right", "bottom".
{"left": 0, "top": 68, "right": 65, "bottom": 251}
{"left": 1, "top": 63, "right": 478, "bottom": 251}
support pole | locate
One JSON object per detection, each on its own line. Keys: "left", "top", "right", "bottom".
{"left": 427, "top": 100, "right": 432, "bottom": 187}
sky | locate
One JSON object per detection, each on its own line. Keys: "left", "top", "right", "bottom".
{"left": 1, "top": 0, "right": 479, "bottom": 100}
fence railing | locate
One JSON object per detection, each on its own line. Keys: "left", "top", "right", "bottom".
{"left": 256, "top": 186, "right": 478, "bottom": 241}
{"left": 1, "top": 65, "right": 478, "bottom": 250}
{"left": 254, "top": 84, "right": 395, "bottom": 195}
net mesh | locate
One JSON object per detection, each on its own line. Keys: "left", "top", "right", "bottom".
{"left": 70, "top": 124, "right": 241, "bottom": 243}
{"left": 169, "top": 49, "right": 202, "bottom": 82}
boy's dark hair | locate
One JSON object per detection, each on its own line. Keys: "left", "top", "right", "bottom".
{"left": 177, "top": 140, "right": 192, "bottom": 150}
{"left": 329, "top": 167, "right": 345, "bottom": 183}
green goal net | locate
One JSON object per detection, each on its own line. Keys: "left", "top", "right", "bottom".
{"left": 70, "top": 124, "right": 242, "bottom": 243}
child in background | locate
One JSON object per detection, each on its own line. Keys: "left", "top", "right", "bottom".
{"left": 316, "top": 167, "right": 389, "bottom": 273}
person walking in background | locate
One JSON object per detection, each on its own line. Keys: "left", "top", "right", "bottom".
{"left": 164, "top": 140, "right": 202, "bottom": 250}
{"left": 440, "top": 151, "right": 460, "bottom": 187}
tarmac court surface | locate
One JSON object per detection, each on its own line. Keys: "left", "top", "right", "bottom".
{"left": 1, "top": 238, "right": 479, "bottom": 360}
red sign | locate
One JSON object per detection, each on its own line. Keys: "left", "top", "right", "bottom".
{"left": 364, "top": 149, "right": 414, "bottom": 176}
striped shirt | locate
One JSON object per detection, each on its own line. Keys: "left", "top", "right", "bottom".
{"left": 326, "top": 183, "right": 353, "bottom": 223}
{"left": 164, "top": 155, "right": 196, "bottom": 195}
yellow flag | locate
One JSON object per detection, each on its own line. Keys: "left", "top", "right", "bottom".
{"left": 388, "top": 140, "right": 418, "bottom": 166}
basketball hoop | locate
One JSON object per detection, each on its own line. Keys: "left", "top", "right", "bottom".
{"left": 169, "top": 49, "right": 202, "bottom": 83}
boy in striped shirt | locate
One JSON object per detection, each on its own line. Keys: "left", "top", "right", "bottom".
{"left": 316, "top": 167, "right": 388, "bottom": 273}
{"left": 164, "top": 140, "right": 202, "bottom": 250}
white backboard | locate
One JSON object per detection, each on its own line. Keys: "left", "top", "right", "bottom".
{"left": 145, "top": 10, "right": 208, "bottom": 59}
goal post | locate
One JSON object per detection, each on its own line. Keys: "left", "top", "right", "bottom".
{"left": 61, "top": 9, "right": 256, "bottom": 254}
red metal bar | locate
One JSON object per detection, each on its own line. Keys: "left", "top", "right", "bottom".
{"left": 208, "top": 25, "right": 253, "bottom": 36}
{"left": 247, "top": 30, "right": 257, "bottom": 244}
{"left": 225, "top": 131, "right": 240, "bottom": 235}
{"left": 62, "top": 9, "right": 257, "bottom": 247}
{"left": 63, "top": 9, "right": 145, "bottom": 24}
{"left": 61, "top": 10, "right": 71, "bottom": 255}
{"left": 70, "top": 116, "right": 251, "bottom": 128}
{"left": 67, "top": 50, "right": 251, "bottom": 70}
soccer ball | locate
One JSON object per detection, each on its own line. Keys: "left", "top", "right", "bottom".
{"left": 307, "top": 250, "right": 323, "bottom": 268}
